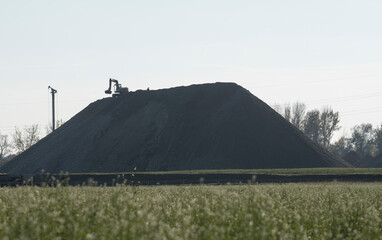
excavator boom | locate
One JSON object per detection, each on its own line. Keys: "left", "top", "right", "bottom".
{"left": 105, "top": 78, "right": 118, "bottom": 94}
{"left": 104, "top": 78, "right": 128, "bottom": 97}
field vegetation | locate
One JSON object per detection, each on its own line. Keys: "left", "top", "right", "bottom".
{"left": 1, "top": 183, "right": 382, "bottom": 239}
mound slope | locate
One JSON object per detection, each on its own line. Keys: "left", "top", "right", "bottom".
{"left": 2, "top": 83, "right": 351, "bottom": 174}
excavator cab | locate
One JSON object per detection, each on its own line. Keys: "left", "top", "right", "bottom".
{"left": 105, "top": 78, "right": 129, "bottom": 97}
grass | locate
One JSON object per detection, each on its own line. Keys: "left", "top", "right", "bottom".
{"left": 69, "top": 167, "right": 382, "bottom": 176}
{"left": 1, "top": 183, "right": 382, "bottom": 239}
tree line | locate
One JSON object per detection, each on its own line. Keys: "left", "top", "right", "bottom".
{"left": 0, "top": 120, "right": 64, "bottom": 166}
{"left": 274, "top": 102, "right": 382, "bottom": 160}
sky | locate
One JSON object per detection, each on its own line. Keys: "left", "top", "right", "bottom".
{"left": 0, "top": 0, "right": 382, "bottom": 140}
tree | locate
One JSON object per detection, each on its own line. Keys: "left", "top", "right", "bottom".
{"left": 274, "top": 103, "right": 340, "bottom": 147}
{"left": 45, "top": 119, "right": 65, "bottom": 135}
{"left": 0, "top": 133, "right": 11, "bottom": 161}
{"left": 12, "top": 128, "right": 24, "bottom": 155}
{"left": 320, "top": 107, "right": 340, "bottom": 148}
{"left": 291, "top": 102, "right": 306, "bottom": 130}
{"left": 273, "top": 104, "right": 283, "bottom": 116}
{"left": 283, "top": 104, "right": 291, "bottom": 122}
{"left": 303, "top": 110, "right": 321, "bottom": 144}
{"left": 373, "top": 124, "right": 382, "bottom": 155}
{"left": 329, "top": 136, "right": 351, "bottom": 157}
{"left": 273, "top": 103, "right": 293, "bottom": 122}
{"left": 349, "top": 124, "right": 375, "bottom": 157}
{"left": 302, "top": 108, "right": 340, "bottom": 148}
{"left": 12, "top": 125, "right": 40, "bottom": 154}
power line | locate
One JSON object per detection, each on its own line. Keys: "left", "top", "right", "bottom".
{"left": 306, "top": 92, "right": 382, "bottom": 105}
{"left": 254, "top": 72, "right": 382, "bottom": 89}
{"left": 271, "top": 91, "right": 382, "bottom": 107}
{"left": 0, "top": 101, "right": 47, "bottom": 106}
{"left": 342, "top": 106, "right": 382, "bottom": 114}
{"left": 341, "top": 108, "right": 382, "bottom": 117}
{"left": 0, "top": 99, "right": 94, "bottom": 107}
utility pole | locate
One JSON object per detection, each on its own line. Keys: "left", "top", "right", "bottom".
{"left": 48, "top": 86, "right": 57, "bottom": 132}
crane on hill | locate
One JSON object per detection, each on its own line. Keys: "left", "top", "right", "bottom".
{"left": 105, "top": 78, "right": 129, "bottom": 98}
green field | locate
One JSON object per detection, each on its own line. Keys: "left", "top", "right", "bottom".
{"left": 70, "top": 167, "right": 382, "bottom": 175}
{"left": 1, "top": 183, "right": 382, "bottom": 239}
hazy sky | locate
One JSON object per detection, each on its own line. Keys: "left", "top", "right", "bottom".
{"left": 1, "top": 0, "right": 381, "bottom": 139}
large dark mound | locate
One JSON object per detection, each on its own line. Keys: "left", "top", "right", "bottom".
{"left": 1, "top": 83, "right": 350, "bottom": 174}
{"left": 346, "top": 153, "right": 382, "bottom": 168}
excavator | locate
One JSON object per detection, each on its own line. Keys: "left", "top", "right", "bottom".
{"left": 105, "top": 78, "right": 129, "bottom": 97}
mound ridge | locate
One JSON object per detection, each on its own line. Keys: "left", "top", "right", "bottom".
{"left": 1, "top": 82, "right": 351, "bottom": 174}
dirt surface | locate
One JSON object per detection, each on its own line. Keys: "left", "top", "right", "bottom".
{"left": 342, "top": 151, "right": 382, "bottom": 168}
{"left": 1, "top": 82, "right": 350, "bottom": 174}
{"left": 349, "top": 153, "right": 382, "bottom": 168}
{"left": 343, "top": 151, "right": 362, "bottom": 166}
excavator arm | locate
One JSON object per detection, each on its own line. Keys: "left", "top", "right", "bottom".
{"left": 105, "top": 78, "right": 129, "bottom": 97}
{"left": 105, "top": 78, "right": 119, "bottom": 94}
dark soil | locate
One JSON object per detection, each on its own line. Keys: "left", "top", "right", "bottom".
{"left": 1, "top": 82, "right": 350, "bottom": 174}
{"left": 343, "top": 151, "right": 362, "bottom": 166}
{"left": 347, "top": 152, "right": 382, "bottom": 168}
